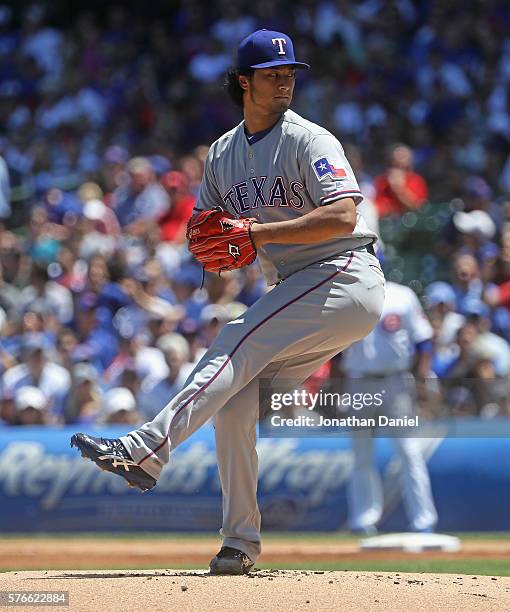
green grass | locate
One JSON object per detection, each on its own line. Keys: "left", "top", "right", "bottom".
{"left": 1, "top": 559, "right": 509, "bottom": 576}
{"left": 257, "top": 559, "right": 510, "bottom": 576}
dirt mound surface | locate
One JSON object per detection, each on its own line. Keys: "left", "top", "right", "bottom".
{"left": 1, "top": 569, "right": 508, "bottom": 611}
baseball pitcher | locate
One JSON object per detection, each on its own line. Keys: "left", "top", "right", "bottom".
{"left": 71, "top": 29, "right": 385, "bottom": 574}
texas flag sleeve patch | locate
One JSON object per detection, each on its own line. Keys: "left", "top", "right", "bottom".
{"left": 312, "top": 157, "right": 347, "bottom": 181}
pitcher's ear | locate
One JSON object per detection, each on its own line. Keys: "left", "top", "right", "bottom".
{"left": 238, "top": 75, "right": 249, "bottom": 91}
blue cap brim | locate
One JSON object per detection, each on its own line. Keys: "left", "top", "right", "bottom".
{"left": 247, "top": 60, "right": 310, "bottom": 69}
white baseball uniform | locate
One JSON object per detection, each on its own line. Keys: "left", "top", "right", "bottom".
{"left": 343, "top": 281, "right": 438, "bottom": 532}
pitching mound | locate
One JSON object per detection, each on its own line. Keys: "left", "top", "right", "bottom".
{"left": 1, "top": 569, "right": 508, "bottom": 611}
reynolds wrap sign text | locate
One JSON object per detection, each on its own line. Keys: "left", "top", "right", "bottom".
{"left": 0, "top": 424, "right": 509, "bottom": 531}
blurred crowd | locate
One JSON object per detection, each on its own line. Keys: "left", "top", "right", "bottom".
{"left": 2, "top": 1, "right": 510, "bottom": 425}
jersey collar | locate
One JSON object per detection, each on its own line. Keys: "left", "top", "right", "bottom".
{"left": 243, "top": 114, "right": 284, "bottom": 145}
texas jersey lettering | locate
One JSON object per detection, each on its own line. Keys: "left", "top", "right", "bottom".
{"left": 223, "top": 176, "right": 305, "bottom": 212}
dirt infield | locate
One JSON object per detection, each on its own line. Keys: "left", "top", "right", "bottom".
{"left": 1, "top": 569, "right": 509, "bottom": 611}
{"left": 0, "top": 537, "right": 509, "bottom": 570}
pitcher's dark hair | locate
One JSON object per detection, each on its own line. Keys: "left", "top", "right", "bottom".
{"left": 224, "top": 68, "right": 254, "bottom": 108}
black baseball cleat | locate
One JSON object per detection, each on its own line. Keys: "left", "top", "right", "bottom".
{"left": 209, "top": 546, "right": 254, "bottom": 575}
{"left": 70, "top": 433, "right": 157, "bottom": 492}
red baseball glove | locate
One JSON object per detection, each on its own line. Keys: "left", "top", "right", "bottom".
{"left": 186, "top": 207, "right": 258, "bottom": 274}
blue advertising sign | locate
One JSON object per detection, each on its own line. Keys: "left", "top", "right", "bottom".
{"left": 0, "top": 422, "right": 508, "bottom": 532}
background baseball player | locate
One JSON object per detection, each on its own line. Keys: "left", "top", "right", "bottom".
{"left": 71, "top": 29, "right": 385, "bottom": 574}
{"left": 341, "top": 279, "right": 438, "bottom": 534}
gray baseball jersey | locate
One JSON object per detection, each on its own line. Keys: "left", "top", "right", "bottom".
{"left": 196, "top": 109, "right": 378, "bottom": 285}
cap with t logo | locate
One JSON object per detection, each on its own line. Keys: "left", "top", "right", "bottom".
{"left": 237, "top": 29, "right": 310, "bottom": 70}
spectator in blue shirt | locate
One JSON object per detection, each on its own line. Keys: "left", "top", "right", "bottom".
{"left": 71, "top": 292, "right": 119, "bottom": 372}
{"left": 112, "top": 157, "right": 169, "bottom": 230}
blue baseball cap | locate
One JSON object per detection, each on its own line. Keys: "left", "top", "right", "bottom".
{"left": 425, "top": 282, "right": 456, "bottom": 307}
{"left": 237, "top": 29, "right": 310, "bottom": 70}
{"left": 461, "top": 297, "right": 490, "bottom": 319}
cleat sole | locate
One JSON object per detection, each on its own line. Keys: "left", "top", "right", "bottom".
{"left": 70, "top": 434, "right": 157, "bottom": 492}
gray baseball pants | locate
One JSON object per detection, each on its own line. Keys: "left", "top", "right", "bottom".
{"left": 121, "top": 248, "right": 385, "bottom": 562}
